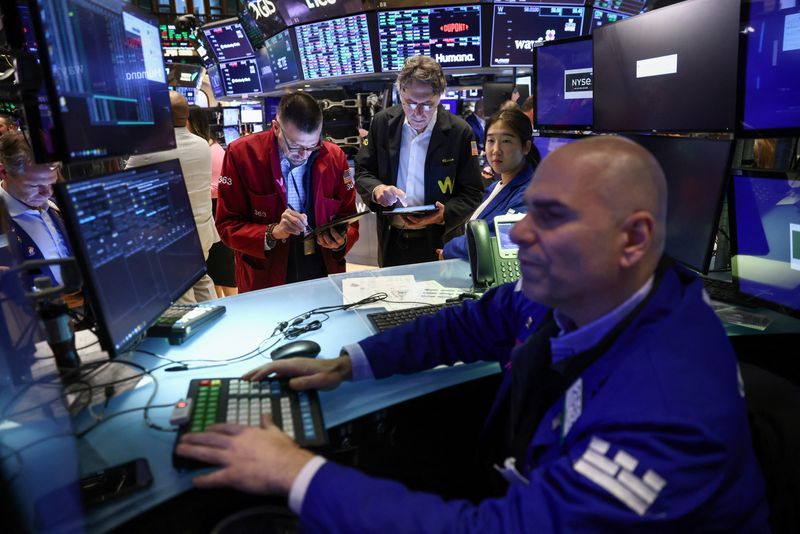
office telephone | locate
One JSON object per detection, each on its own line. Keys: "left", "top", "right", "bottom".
{"left": 466, "top": 213, "right": 525, "bottom": 288}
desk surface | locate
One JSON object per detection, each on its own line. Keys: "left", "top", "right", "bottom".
{"left": 62, "top": 261, "right": 800, "bottom": 531}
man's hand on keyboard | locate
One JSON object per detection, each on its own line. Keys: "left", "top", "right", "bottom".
{"left": 242, "top": 355, "right": 353, "bottom": 391}
{"left": 176, "top": 413, "right": 314, "bottom": 495}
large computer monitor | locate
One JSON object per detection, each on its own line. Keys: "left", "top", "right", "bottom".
{"left": 294, "top": 14, "right": 377, "bottom": 81}
{"left": 242, "top": 1, "right": 287, "bottom": 39}
{"left": 223, "top": 126, "right": 241, "bottom": 146}
{"left": 730, "top": 170, "right": 800, "bottom": 318}
{"left": 490, "top": 4, "right": 586, "bottom": 67}
{"left": 738, "top": 3, "right": 800, "bottom": 136}
{"left": 200, "top": 19, "right": 257, "bottom": 63}
{"left": 631, "top": 135, "right": 734, "bottom": 274}
{"left": 262, "top": 29, "right": 302, "bottom": 86}
{"left": 160, "top": 23, "right": 198, "bottom": 56}
{"left": 586, "top": 8, "right": 630, "bottom": 34}
{"left": 592, "top": 0, "right": 645, "bottom": 16}
{"left": 593, "top": 0, "right": 740, "bottom": 133}
{"left": 223, "top": 107, "right": 240, "bottom": 126}
{"left": 219, "top": 59, "right": 264, "bottom": 96}
{"left": 54, "top": 160, "right": 207, "bottom": 356}
{"left": 534, "top": 35, "right": 593, "bottom": 131}
{"left": 378, "top": 5, "right": 482, "bottom": 71}
{"left": 28, "top": 0, "right": 175, "bottom": 161}
{"left": 483, "top": 82, "right": 515, "bottom": 116}
{"left": 166, "top": 63, "right": 205, "bottom": 88}
{"left": 241, "top": 103, "right": 264, "bottom": 124}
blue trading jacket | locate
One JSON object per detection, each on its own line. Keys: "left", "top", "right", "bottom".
{"left": 299, "top": 265, "right": 770, "bottom": 532}
{"left": 442, "top": 163, "right": 533, "bottom": 261}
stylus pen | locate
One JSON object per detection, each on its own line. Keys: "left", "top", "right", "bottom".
{"left": 287, "top": 202, "right": 311, "bottom": 234}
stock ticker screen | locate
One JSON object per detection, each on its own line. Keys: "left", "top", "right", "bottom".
{"left": 587, "top": 8, "right": 630, "bottom": 33}
{"left": 263, "top": 29, "right": 302, "bottom": 85}
{"left": 295, "top": 14, "right": 375, "bottom": 80}
{"left": 219, "top": 58, "right": 263, "bottom": 95}
{"left": 378, "top": 5, "right": 482, "bottom": 71}
{"left": 592, "top": 0, "right": 645, "bottom": 16}
{"left": 202, "top": 21, "right": 256, "bottom": 62}
{"left": 491, "top": 4, "right": 585, "bottom": 67}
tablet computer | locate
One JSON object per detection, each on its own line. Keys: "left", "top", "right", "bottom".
{"left": 304, "top": 210, "right": 370, "bottom": 239}
{"left": 383, "top": 204, "right": 438, "bottom": 217}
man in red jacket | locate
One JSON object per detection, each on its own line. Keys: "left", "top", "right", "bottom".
{"left": 216, "top": 92, "right": 359, "bottom": 292}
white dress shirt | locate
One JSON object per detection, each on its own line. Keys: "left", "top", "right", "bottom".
{"left": 396, "top": 110, "right": 438, "bottom": 207}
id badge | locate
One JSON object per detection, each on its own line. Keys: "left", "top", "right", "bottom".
{"left": 303, "top": 236, "right": 316, "bottom": 255}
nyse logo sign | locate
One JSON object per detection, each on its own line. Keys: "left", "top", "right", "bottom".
{"left": 247, "top": 0, "right": 277, "bottom": 18}
{"left": 564, "top": 68, "right": 593, "bottom": 100}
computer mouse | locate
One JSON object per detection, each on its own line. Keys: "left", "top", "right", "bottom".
{"left": 270, "top": 340, "right": 321, "bottom": 360}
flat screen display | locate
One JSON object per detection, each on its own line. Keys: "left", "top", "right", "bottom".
{"left": 54, "top": 159, "right": 206, "bottom": 356}
{"left": 206, "top": 63, "right": 225, "bottom": 98}
{"left": 276, "top": 0, "right": 367, "bottom": 26}
{"left": 490, "top": 4, "right": 585, "bottom": 67}
{"left": 219, "top": 59, "right": 263, "bottom": 96}
{"left": 202, "top": 20, "right": 256, "bottom": 62}
{"left": 534, "top": 36, "right": 593, "bottom": 130}
{"left": 242, "top": 0, "right": 288, "bottom": 38}
{"left": 593, "top": 0, "right": 741, "bottom": 133}
{"left": 378, "top": 5, "right": 482, "bottom": 71}
{"left": 587, "top": 8, "right": 629, "bottom": 33}
{"left": 238, "top": 6, "right": 266, "bottom": 48}
{"left": 739, "top": 3, "right": 800, "bottom": 134}
{"left": 532, "top": 136, "right": 578, "bottom": 159}
{"left": 32, "top": 0, "right": 175, "bottom": 160}
{"left": 631, "top": 135, "right": 733, "bottom": 274}
{"left": 166, "top": 62, "right": 204, "bottom": 88}
{"left": 592, "top": 0, "right": 645, "bottom": 16}
{"left": 160, "top": 24, "right": 197, "bottom": 49}
{"left": 223, "top": 107, "right": 240, "bottom": 126}
{"left": 440, "top": 98, "right": 458, "bottom": 114}
{"left": 731, "top": 170, "right": 800, "bottom": 317}
{"left": 241, "top": 103, "right": 264, "bottom": 123}
{"left": 263, "top": 29, "right": 302, "bottom": 86}
{"left": 223, "top": 126, "right": 241, "bottom": 145}
{"left": 295, "top": 14, "right": 376, "bottom": 80}
{"left": 174, "top": 86, "right": 195, "bottom": 105}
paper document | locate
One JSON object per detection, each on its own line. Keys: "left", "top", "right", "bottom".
{"left": 342, "top": 275, "right": 416, "bottom": 309}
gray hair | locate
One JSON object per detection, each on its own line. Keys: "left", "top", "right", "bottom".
{"left": 395, "top": 56, "right": 446, "bottom": 96}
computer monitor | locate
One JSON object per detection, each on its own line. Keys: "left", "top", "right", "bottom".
{"left": 729, "top": 170, "right": 800, "bottom": 318}
{"left": 200, "top": 19, "right": 257, "bottom": 63}
{"left": 242, "top": 0, "right": 288, "bottom": 39}
{"left": 587, "top": 8, "right": 630, "bottom": 33}
{"left": 1, "top": 198, "right": 83, "bottom": 533}
{"left": 28, "top": 0, "right": 175, "bottom": 161}
{"left": 223, "top": 126, "right": 241, "bottom": 146}
{"left": 238, "top": 7, "right": 266, "bottom": 49}
{"left": 440, "top": 98, "right": 458, "bottom": 114}
{"left": 206, "top": 63, "right": 226, "bottom": 98}
{"left": 160, "top": 24, "right": 198, "bottom": 51}
{"left": 531, "top": 135, "right": 579, "bottom": 160}
{"left": 738, "top": 3, "right": 800, "bottom": 136}
{"left": 54, "top": 160, "right": 206, "bottom": 356}
{"left": 592, "top": 0, "right": 645, "bottom": 16}
{"left": 534, "top": 35, "right": 593, "bottom": 131}
{"left": 262, "top": 29, "right": 302, "bottom": 86}
{"left": 166, "top": 63, "right": 205, "bottom": 88}
{"left": 241, "top": 103, "right": 264, "bottom": 124}
{"left": 173, "top": 86, "right": 196, "bottom": 105}
{"left": 483, "top": 82, "right": 515, "bottom": 116}
{"left": 275, "top": 0, "right": 366, "bottom": 26}
{"left": 490, "top": 4, "right": 586, "bottom": 67}
{"left": 223, "top": 107, "right": 240, "bottom": 126}
{"left": 218, "top": 59, "right": 263, "bottom": 96}
{"left": 294, "top": 14, "right": 377, "bottom": 81}
{"left": 378, "top": 5, "right": 482, "bottom": 72}
{"left": 593, "top": 0, "right": 740, "bottom": 133}
{"left": 630, "top": 135, "right": 734, "bottom": 274}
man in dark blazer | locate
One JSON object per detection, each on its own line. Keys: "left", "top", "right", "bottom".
{"left": 355, "top": 56, "right": 483, "bottom": 266}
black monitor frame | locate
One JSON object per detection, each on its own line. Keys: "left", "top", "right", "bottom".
{"left": 533, "top": 34, "right": 593, "bottom": 132}
{"left": 54, "top": 160, "right": 206, "bottom": 356}
{"left": 482, "top": 81, "right": 515, "bottom": 116}
{"left": 200, "top": 17, "right": 257, "bottom": 63}
{"left": 728, "top": 169, "right": 800, "bottom": 319}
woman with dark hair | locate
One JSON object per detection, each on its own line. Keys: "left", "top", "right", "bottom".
{"left": 442, "top": 107, "right": 540, "bottom": 260}
{"left": 187, "top": 105, "right": 237, "bottom": 297}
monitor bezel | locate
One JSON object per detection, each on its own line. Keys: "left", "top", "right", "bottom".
{"left": 728, "top": 168, "right": 800, "bottom": 318}
{"left": 199, "top": 17, "right": 257, "bottom": 63}
{"left": 54, "top": 160, "right": 206, "bottom": 356}
{"left": 533, "top": 33, "right": 594, "bottom": 132}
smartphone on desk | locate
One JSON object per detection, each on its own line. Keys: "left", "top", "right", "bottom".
{"left": 80, "top": 458, "right": 152, "bottom": 507}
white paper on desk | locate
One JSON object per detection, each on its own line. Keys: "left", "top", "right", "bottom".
{"left": 392, "top": 280, "right": 464, "bottom": 310}
{"left": 342, "top": 275, "right": 416, "bottom": 309}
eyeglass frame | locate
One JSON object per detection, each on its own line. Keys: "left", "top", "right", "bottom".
{"left": 400, "top": 99, "right": 438, "bottom": 114}
{"left": 275, "top": 121, "right": 323, "bottom": 155}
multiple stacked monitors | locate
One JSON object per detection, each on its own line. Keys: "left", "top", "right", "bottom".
{"left": 534, "top": 35, "right": 593, "bottom": 131}
{"left": 262, "top": 30, "right": 302, "bottom": 86}
{"left": 295, "top": 14, "right": 376, "bottom": 80}
{"left": 632, "top": 135, "right": 733, "bottom": 274}
{"left": 730, "top": 170, "right": 800, "bottom": 318}
{"left": 593, "top": 0, "right": 740, "bottom": 133}
{"left": 32, "top": 0, "right": 175, "bottom": 161}
{"left": 54, "top": 160, "right": 206, "bottom": 356}
{"left": 378, "top": 5, "right": 482, "bottom": 71}
{"left": 587, "top": 8, "right": 629, "bottom": 33}
{"left": 739, "top": 3, "right": 800, "bottom": 135}
{"left": 490, "top": 4, "right": 585, "bottom": 67}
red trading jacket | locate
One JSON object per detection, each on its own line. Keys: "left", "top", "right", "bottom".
{"left": 216, "top": 129, "right": 359, "bottom": 292}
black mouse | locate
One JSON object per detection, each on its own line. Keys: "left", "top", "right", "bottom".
{"left": 270, "top": 340, "right": 321, "bottom": 360}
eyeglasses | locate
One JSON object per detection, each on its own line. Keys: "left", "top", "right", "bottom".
{"left": 277, "top": 122, "right": 322, "bottom": 154}
{"left": 401, "top": 100, "right": 435, "bottom": 114}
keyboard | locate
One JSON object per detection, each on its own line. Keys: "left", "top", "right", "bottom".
{"left": 147, "top": 303, "right": 226, "bottom": 345}
{"left": 367, "top": 301, "right": 461, "bottom": 333}
{"left": 173, "top": 378, "right": 327, "bottom": 469}
{"left": 702, "top": 278, "right": 740, "bottom": 305}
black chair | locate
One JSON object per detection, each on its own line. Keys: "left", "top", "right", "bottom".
{"left": 741, "top": 363, "right": 800, "bottom": 534}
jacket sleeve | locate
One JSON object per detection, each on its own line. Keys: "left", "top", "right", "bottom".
{"left": 215, "top": 145, "right": 269, "bottom": 259}
{"left": 443, "top": 125, "right": 484, "bottom": 240}
{"left": 299, "top": 420, "right": 741, "bottom": 533}
{"left": 442, "top": 235, "right": 468, "bottom": 260}
{"left": 354, "top": 116, "right": 386, "bottom": 211}
{"left": 360, "top": 284, "right": 542, "bottom": 377}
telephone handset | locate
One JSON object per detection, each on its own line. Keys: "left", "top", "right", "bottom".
{"left": 466, "top": 213, "right": 524, "bottom": 289}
